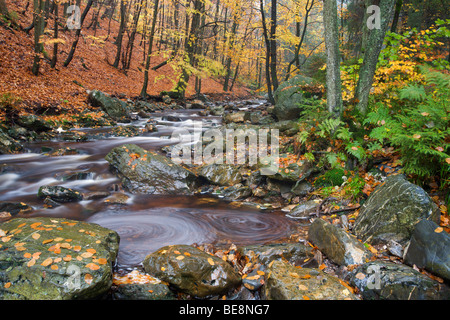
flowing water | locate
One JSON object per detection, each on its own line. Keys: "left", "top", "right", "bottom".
{"left": 0, "top": 103, "right": 300, "bottom": 268}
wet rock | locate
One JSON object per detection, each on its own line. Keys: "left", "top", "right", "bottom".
{"left": 264, "top": 160, "right": 314, "bottom": 183}
{"left": 0, "top": 131, "right": 23, "bottom": 154}
{"left": 143, "top": 245, "right": 241, "bottom": 298}
{"left": 103, "top": 192, "right": 130, "bottom": 205}
{"left": 37, "top": 185, "right": 83, "bottom": 203}
{"left": 272, "top": 75, "right": 314, "bottom": 121}
{"left": 218, "top": 185, "right": 252, "bottom": 200}
{"left": 403, "top": 219, "right": 450, "bottom": 282}
{"left": 349, "top": 260, "right": 450, "bottom": 300}
{"left": 242, "top": 269, "right": 265, "bottom": 291}
{"left": 113, "top": 283, "right": 176, "bottom": 300}
{"left": 238, "top": 243, "right": 317, "bottom": 268}
{"left": 198, "top": 164, "right": 242, "bottom": 186}
{"left": 308, "top": 218, "right": 373, "bottom": 266}
{"left": 105, "top": 144, "right": 198, "bottom": 195}
{"left": 353, "top": 174, "right": 440, "bottom": 245}
{"left": 82, "top": 191, "right": 111, "bottom": 200}
{"left": 55, "top": 171, "right": 94, "bottom": 181}
{"left": 286, "top": 200, "right": 320, "bottom": 220}
{"left": 291, "top": 181, "right": 313, "bottom": 197}
{"left": 16, "top": 114, "right": 51, "bottom": 132}
{"left": 264, "top": 260, "right": 358, "bottom": 300}
{"left": 88, "top": 90, "right": 130, "bottom": 122}
{"left": 224, "top": 112, "right": 246, "bottom": 124}
{"left": 0, "top": 202, "right": 33, "bottom": 216}
{"left": 0, "top": 217, "right": 119, "bottom": 300}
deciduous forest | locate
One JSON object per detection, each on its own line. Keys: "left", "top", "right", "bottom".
{"left": 0, "top": 0, "right": 449, "bottom": 304}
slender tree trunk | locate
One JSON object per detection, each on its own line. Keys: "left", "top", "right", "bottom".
{"left": 269, "top": 0, "right": 278, "bottom": 91}
{"left": 50, "top": 0, "right": 58, "bottom": 68}
{"left": 32, "top": 0, "right": 45, "bottom": 75}
{"left": 355, "top": 0, "right": 396, "bottom": 115}
{"left": 323, "top": 0, "right": 343, "bottom": 118}
{"left": 113, "top": 0, "right": 128, "bottom": 68}
{"left": 140, "top": 0, "right": 160, "bottom": 98}
{"left": 63, "top": 0, "right": 94, "bottom": 67}
{"left": 390, "top": 0, "right": 403, "bottom": 33}
{"left": 260, "top": 0, "right": 274, "bottom": 104}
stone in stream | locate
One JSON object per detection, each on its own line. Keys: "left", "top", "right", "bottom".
{"left": 0, "top": 217, "right": 119, "bottom": 299}
{"left": 113, "top": 283, "right": 176, "bottom": 300}
{"left": 237, "top": 243, "right": 318, "bottom": 268}
{"left": 403, "top": 219, "right": 450, "bottom": 282}
{"left": 0, "top": 202, "right": 33, "bottom": 216}
{"left": 0, "top": 131, "right": 23, "bottom": 154}
{"left": 88, "top": 90, "right": 131, "bottom": 122}
{"left": 353, "top": 174, "right": 440, "bottom": 245}
{"left": 349, "top": 260, "right": 450, "bottom": 300}
{"left": 264, "top": 260, "right": 358, "bottom": 300}
{"left": 198, "top": 164, "right": 242, "bottom": 186}
{"left": 37, "top": 185, "right": 83, "bottom": 203}
{"left": 143, "top": 244, "right": 241, "bottom": 298}
{"left": 105, "top": 144, "right": 198, "bottom": 195}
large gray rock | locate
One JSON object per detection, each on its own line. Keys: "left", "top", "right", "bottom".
{"left": 113, "top": 283, "right": 176, "bottom": 300}
{"left": 88, "top": 90, "right": 130, "bottom": 122}
{"left": 143, "top": 245, "right": 241, "bottom": 298}
{"left": 0, "top": 131, "right": 23, "bottom": 154}
{"left": 238, "top": 243, "right": 317, "bottom": 268}
{"left": 105, "top": 144, "right": 198, "bottom": 195}
{"left": 264, "top": 260, "right": 358, "bottom": 300}
{"left": 404, "top": 219, "right": 450, "bottom": 282}
{"left": 286, "top": 200, "right": 320, "bottom": 220}
{"left": 353, "top": 175, "right": 440, "bottom": 245}
{"left": 308, "top": 218, "right": 373, "bottom": 266}
{"left": 0, "top": 217, "right": 119, "bottom": 300}
{"left": 272, "top": 75, "right": 314, "bottom": 121}
{"left": 16, "top": 114, "right": 52, "bottom": 132}
{"left": 349, "top": 260, "right": 450, "bottom": 300}
{"left": 198, "top": 164, "right": 242, "bottom": 186}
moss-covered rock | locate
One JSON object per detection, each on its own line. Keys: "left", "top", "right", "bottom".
{"left": 143, "top": 245, "right": 241, "bottom": 298}
{"left": 105, "top": 144, "right": 198, "bottom": 195}
{"left": 264, "top": 260, "right": 358, "bottom": 300}
{"left": 0, "top": 217, "right": 119, "bottom": 300}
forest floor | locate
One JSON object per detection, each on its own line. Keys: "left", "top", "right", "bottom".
{"left": 0, "top": 0, "right": 253, "bottom": 117}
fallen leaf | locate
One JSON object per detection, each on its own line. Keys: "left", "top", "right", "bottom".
{"left": 86, "top": 263, "right": 99, "bottom": 271}
{"left": 176, "top": 255, "right": 185, "bottom": 260}
{"left": 4, "top": 282, "right": 11, "bottom": 288}
{"left": 50, "top": 264, "right": 58, "bottom": 270}
{"left": 355, "top": 272, "right": 366, "bottom": 280}
{"left": 32, "top": 233, "right": 41, "bottom": 240}
{"left": 27, "top": 258, "right": 36, "bottom": 267}
{"left": 41, "top": 257, "right": 53, "bottom": 267}
{"left": 84, "top": 274, "right": 93, "bottom": 285}
{"left": 434, "top": 227, "right": 444, "bottom": 233}
{"left": 207, "top": 258, "right": 215, "bottom": 266}
{"left": 298, "top": 284, "right": 308, "bottom": 291}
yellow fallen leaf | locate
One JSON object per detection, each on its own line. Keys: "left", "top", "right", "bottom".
{"left": 27, "top": 258, "right": 36, "bottom": 267}
{"left": 176, "top": 255, "right": 185, "bottom": 260}
{"left": 298, "top": 284, "right": 308, "bottom": 291}
{"left": 41, "top": 257, "right": 53, "bottom": 267}
{"left": 435, "top": 227, "right": 444, "bottom": 233}
{"left": 207, "top": 258, "right": 215, "bottom": 266}
{"left": 32, "top": 233, "right": 41, "bottom": 240}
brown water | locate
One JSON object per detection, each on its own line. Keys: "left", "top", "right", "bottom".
{"left": 0, "top": 106, "right": 299, "bottom": 268}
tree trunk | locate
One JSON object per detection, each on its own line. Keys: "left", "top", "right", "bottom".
{"left": 32, "top": 0, "right": 45, "bottom": 76}
{"left": 63, "top": 0, "right": 94, "bottom": 67}
{"left": 140, "top": 0, "right": 160, "bottom": 98}
{"left": 260, "top": 0, "right": 274, "bottom": 104}
{"left": 50, "top": 0, "right": 58, "bottom": 68}
{"left": 355, "top": 0, "right": 396, "bottom": 115}
{"left": 323, "top": 0, "right": 343, "bottom": 118}
{"left": 390, "top": 0, "right": 403, "bottom": 33}
{"left": 113, "top": 0, "right": 128, "bottom": 68}
{"left": 269, "top": 0, "right": 278, "bottom": 91}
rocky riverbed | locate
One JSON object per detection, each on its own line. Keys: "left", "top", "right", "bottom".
{"left": 0, "top": 91, "right": 449, "bottom": 300}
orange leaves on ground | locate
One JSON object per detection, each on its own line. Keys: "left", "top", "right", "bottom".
{"left": 4, "top": 282, "right": 11, "bottom": 288}
{"left": 41, "top": 258, "right": 53, "bottom": 267}
{"left": 85, "top": 274, "right": 93, "bottom": 285}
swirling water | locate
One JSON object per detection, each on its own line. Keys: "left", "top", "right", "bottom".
{"left": 0, "top": 106, "right": 298, "bottom": 268}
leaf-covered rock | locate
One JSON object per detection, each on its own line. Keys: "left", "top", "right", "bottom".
{"left": 143, "top": 244, "right": 241, "bottom": 298}
{"left": 264, "top": 260, "right": 358, "bottom": 300}
{"left": 0, "top": 217, "right": 119, "bottom": 300}
{"left": 37, "top": 185, "right": 83, "bottom": 203}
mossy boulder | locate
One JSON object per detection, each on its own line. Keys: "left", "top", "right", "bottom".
{"left": 198, "top": 164, "right": 242, "bottom": 186}
{"left": 88, "top": 90, "right": 130, "bottom": 122}
{"left": 353, "top": 174, "right": 440, "bottom": 245}
{"left": 0, "top": 217, "right": 120, "bottom": 300}
{"left": 349, "top": 261, "right": 450, "bottom": 300}
{"left": 264, "top": 260, "right": 358, "bottom": 300}
{"left": 143, "top": 245, "right": 241, "bottom": 298}
{"left": 37, "top": 185, "right": 83, "bottom": 203}
{"left": 272, "top": 75, "right": 314, "bottom": 121}
{"left": 0, "top": 131, "right": 23, "bottom": 154}
{"left": 105, "top": 144, "right": 198, "bottom": 195}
